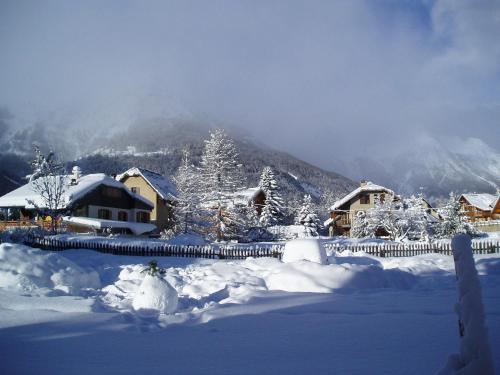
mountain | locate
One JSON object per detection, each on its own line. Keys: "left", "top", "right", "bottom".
{"left": 76, "top": 120, "right": 356, "bottom": 209}
{"left": 330, "top": 135, "right": 500, "bottom": 202}
{"left": 0, "top": 119, "right": 357, "bottom": 215}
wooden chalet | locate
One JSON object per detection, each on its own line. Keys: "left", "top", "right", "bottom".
{"left": 0, "top": 166, "right": 155, "bottom": 235}
{"left": 459, "top": 193, "right": 500, "bottom": 232}
{"left": 324, "top": 181, "right": 395, "bottom": 236}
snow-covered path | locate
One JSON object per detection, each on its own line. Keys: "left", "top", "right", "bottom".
{"left": 0, "top": 243, "right": 499, "bottom": 374}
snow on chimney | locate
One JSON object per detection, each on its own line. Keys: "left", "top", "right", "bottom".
{"left": 71, "top": 166, "right": 82, "bottom": 185}
{"left": 360, "top": 180, "right": 367, "bottom": 187}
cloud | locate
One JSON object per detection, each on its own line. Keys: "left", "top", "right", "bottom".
{"left": 0, "top": 0, "right": 498, "bottom": 168}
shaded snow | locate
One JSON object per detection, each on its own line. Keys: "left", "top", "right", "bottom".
{"left": 0, "top": 242, "right": 499, "bottom": 374}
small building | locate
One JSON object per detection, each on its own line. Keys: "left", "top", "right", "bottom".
{"left": 0, "top": 167, "right": 155, "bottom": 235}
{"left": 116, "top": 167, "right": 177, "bottom": 231}
{"left": 232, "top": 187, "right": 266, "bottom": 214}
{"left": 459, "top": 193, "right": 500, "bottom": 232}
{"left": 324, "top": 180, "right": 395, "bottom": 236}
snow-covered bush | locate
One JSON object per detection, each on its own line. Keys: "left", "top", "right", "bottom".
{"left": 132, "top": 261, "right": 178, "bottom": 316}
{"left": 282, "top": 238, "right": 327, "bottom": 264}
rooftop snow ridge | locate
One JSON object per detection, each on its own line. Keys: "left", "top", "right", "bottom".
{"left": 330, "top": 181, "right": 394, "bottom": 211}
{"left": 460, "top": 193, "right": 497, "bottom": 211}
{"left": 0, "top": 173, "right": 153, "bottom": 209}
{"left": 116, "top": 167, "right": 178, "bottom": 201}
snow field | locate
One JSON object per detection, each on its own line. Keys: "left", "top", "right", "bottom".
{"left": 0, "top": 241, "right": 499, "bottom": 374}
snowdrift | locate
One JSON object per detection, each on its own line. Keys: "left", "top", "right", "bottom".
{"left": 282, "top": 238, "right": 327, "bottom": 264}
{"left": 0, "top": 243, "right": 100, "bottom": 295}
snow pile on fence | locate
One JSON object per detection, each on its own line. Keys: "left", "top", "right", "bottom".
{"left": 0, "top": 243, "right": 100, "bottom": 295}
{"left": 282, "top": 238, "right": 327, "bottom": 264}
{"left": 437, "top": 235, "right": 494, "bottom": 375}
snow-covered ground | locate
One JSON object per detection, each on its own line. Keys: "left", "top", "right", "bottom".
{"left": 0, "top": 242, "right": 499, "bottom": 374}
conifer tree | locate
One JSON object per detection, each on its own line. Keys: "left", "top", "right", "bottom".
{"left": 438, "top": 192, "right": 479, "bottom": 238}
{"left": 199, "top": 129, "right": 244, "bottom": 241}
{"left": 258, "top": 166, "right": 284, "bottom": 227}
{"left": 295, "top": 194, "right": 321, "bottom": 237}
{"left": 173, "top": 148, "right": 201, "bottom": 234}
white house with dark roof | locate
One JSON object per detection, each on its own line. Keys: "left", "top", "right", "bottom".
{"left": 0, "top": 167, "right": 156, "bottom": 235}
{"left": 116, "top": 167, "right": 177, "bottom": 231}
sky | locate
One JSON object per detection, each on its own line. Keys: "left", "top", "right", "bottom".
{"left": 0, "top": 0, "right": 499, "bottom": 168}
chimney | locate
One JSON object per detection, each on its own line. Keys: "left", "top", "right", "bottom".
{"left": 360, "top": 180, "right": 367, "bottom": 187}
{"left": 71, "top": 166, "right": 82, "bottom": 185}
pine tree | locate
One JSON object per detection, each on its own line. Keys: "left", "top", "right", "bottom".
{"left": 295, "top": 194, "right": 321, "bottom": 237}
{"left": 173, "top": 148, "right": 201, "bottom": 234}
{"left": 199, "top": 129, "right": 245, "bottom": 241}
{"left": 27, "top": 146, "right": 67, "bottom": 232}
{"left": 258, "top": 166, "right": 284, "bottom": 227}
{"left": 438, "top": 192, "right": 479, "bottom": 238}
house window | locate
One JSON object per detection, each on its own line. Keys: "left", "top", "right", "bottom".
{"left": 98, "top": 209, "right": 111, "bottom": 220}
{"left": 118, "top": 211, "right": 128, "bottom": 221}
{"left": 131, "top": 187, "right": 140, "bottom": 194}
{"left": 136, "top": 211, "right": 150, "bottom": 223}
{"left": 360, "top": 194, "right": 370, "bottom": 204}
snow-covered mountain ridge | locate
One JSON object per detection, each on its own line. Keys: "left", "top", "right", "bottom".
{"left": 330, "top": 135, "right": 500, "bottom": 201}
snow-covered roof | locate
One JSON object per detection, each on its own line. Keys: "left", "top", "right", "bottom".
{"left": 116, "top": 167, "right": 177, "bottom": 201}
{"left": 460, "top": 193, "right": 497, "bottom": 212}
{"left": 62, "top": 216, "right": 156, "bottom": 235}
{"left": 232, "top": 187, "right": 264, "bottom": 205}
{"left": 0, "top": 173, "right": 153, "bottom": 209}
{"left": 330, "top": 182, "right": 394, "bottom": 211}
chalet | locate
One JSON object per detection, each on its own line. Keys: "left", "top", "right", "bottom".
{"left": 324, "top": 181, "right": 395, "bottom": 236}
{"left": 459, "top": 193, "right": 500, "bottom": 232}
{"left": 232, "top": 187, "right": 266, "bottom": 214}
{"left": 0, "top": 166, "right": 155, "bottom": 235}
{"left": 116, "top": 167, "right": 177, "bottom": 231}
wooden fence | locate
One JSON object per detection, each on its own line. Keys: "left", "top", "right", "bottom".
{"left": 323, "top": 240, "right": 500, "bottom": 257}
{"left": 23, "top": 235, "right": 285, "bottom": 260}
{"left": 12, "top": 235, "right": 500, "bottom": 260}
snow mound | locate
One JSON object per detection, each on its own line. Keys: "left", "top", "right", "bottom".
{"left": 0, "top": 243, "right": 100, "bottom": 295}
{"left": 132, "top": 274, "right": 178, "bottom": 316}
{"left": 282, "top": 238, "right": 327, "bottom": 264}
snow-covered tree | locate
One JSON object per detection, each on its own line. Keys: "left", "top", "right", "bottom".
{"left": 295, "top": 194, "right": 321, "bottom": 237}
{"left": 27, "top": 146, "right": 67, "bottom": 232}
{"left": 404, "top": 194, "right": 432, "bottom": 241}
{"left": 438, "top": 192, "right": 479, "bottom": 238}
{"left": 199, "top": 129, "right": 245, "bottom": 241}
{"left": 173, "top": 148, "right": 201, "bottom": 234}
{"left": 258, "top": 166, "right": 284, "bottom": 227}
{"left": 351, "top": 210, "right": 374, "bottom": 239}
{"left": 365, "top": 195, "right": 411, "bottom": 242}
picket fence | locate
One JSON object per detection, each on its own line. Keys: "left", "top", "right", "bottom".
{"left": 323, "top": 240, "right": 500, "bottom": 257}
{"left": 17, "top": 235, "right": 500, "bottom": 259}
{"left": 23, "top": 235, "right": 285, "bottom": 260}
